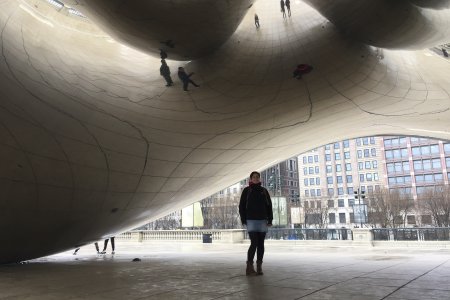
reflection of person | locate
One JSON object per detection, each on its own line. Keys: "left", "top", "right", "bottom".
{"left": 100, "top": 237, "right": 115, "bottom": 254}
{"left": 239, "top": 171, "right": 273, "bottom": 276}
{"left": 160, "top": 59, "right": 173, "bottom": 87}
{"left": 254, "top": 14, "right": 260, "bottom": 28}
{"left": 285, "top": 0, "right": 291, "bottom": 17}
{"left": 177, "top": 67, "right": 200, "bottom": 91}
{"left": 280, "top": 0, "right": 286, "bottom": 18}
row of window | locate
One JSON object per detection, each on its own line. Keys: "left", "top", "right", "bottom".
{"left": 357, "top": 148, "right": 377, "bottom": 159}
{"left": 359, "top": 173, "right": 379, "bottom": 182}
{"left": 356, "top": 137, "right": 376, "bottom": 146}
{"left": 384, "top": 137, "right": 407, "bottom": 147}
{"left": 326, "top": 163, "right": 352, "bottom": 173}
{"left": 304, "top": 189, "right": 322, "bottom": 197}
{"left": 385, "top": 148, "right": 408, "bottom": 159}
{"left": 304, "top": 177, "right": 320, "bottom": 186}
{"left": 388, "top": 173, "right": 445, "bottom": 185}
{"left": 303, "top": 155, "right": 319, "bottom": 164}
{"left": 358, "top": 161, "right": 378, "bottom": 170}
{"left": 305, "top": 185, "right": 380, "bottom": 198}
{"left": 304, "top": 166, "right": 320, "bottom": 175}
{"left": 325, "top": 140, "right": 350, "bottom": 150}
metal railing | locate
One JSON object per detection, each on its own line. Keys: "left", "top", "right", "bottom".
{"left": 372, "top": 228, "right": 450, "bottom": 241}
{"left": 244, "top": 228, "right": 353, "bottom": 240}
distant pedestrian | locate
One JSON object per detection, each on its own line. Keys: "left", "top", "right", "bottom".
{"left": 100, "top": 237, "right": 115, "bottom": 254}
{"left": 178, "top": 67, "right": 200, "bottom": 91}
{"left": 280, "top": 0, "right": 286, "bottom": 18}
{"left": 442, "top": 48, "right": 449, "bottom": 58}
{"left": 285, "top": 0, "right": 291, "bottom": 17}
{"left": 72, "top": 242, "right": 101, "bottom": 255}
{"left": 160, "top": 59, "right": 173, "bottom": 87}
{"left": 160, "top": 49, "right": 168, "bottom": 59}
{"left": 254, "top": 14, "right": 260, "bottom": 28}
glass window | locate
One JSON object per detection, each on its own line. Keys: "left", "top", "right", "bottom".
{"left": 343, "top": 140, "right": 349, "bottom": 148}
{"left": 412, "top": 147, "right": 420, "bottom": 157}
{"left": 315, "top": 166, "right": 320, "bottom": 174}
{"left": 364, "top": 149, "right": 370, "bottom": 157}
{"left": 365, "top": 161, "right": 371, "bottom": 169}
{"left": 403, "top": 161, "right": 410, "bottom": 171}
{"left": 387, "top": 163, "right": 394, "bottom": 174}
{"left": 336, "top": 164, "right": 342, "bottom": 172}
{"left": 317, "top": 189, "right": 321, "bottom": 196}
{"left": 360, "top": 174, "right": 365, "bottom": 182}
{"left": 421, "top": 146, "right": 430, "bottom": 156}
{"left": 435, "top": 173, "right": 443, "bottom": 182}
{"left": 366, "top": 173, "right": 373, "bottom": 181}
{"left": 334, "top": 142, "right": 340, "bottom": 149}
{"left": 344, "top": 151, "right": 350, "bottom": 159}
{"left": 305, "top": 190, "right": 309, "bottom": 196}
{"left": 303, "top": 156, "right": 307, "bottom": 164}
{"left": 347, "top": 175, "right": 353, "bottom": 183}
{"left": 356, "top": 138, "right": 361, "bottom": 146}
{"left": 446, "top": 157, "right": 450, "bottom": 168}
{"left": 432, "top": 158, "right": 441, "bottom": 169}
{"left": 371, "top": 148, "right": 376, "bottom": 156}
{"left": 388, "top": 177, "right": 396, "bottom": 184}
{"left": 444, "top": 143, "right": 450, "bottom": 154}
{"left": 311, "top": 189, "right": 316, "bottom": 197}
{"left": 309, "top": 167, "right": 314, "bottom": 174}
{"left": 326, "top": 165, "right": 332, "bottom": 173}
{"left": 385, "top": 150, "right": 393, "bottom": 159}
{"left": 399, "top": 137, "right": 406, "bottom": 145}
{"left": 372, "top": 161, "right": 378, "bottom": 169}
{"left": 325, "top": 144, "right": 331, "bottom": 150}
{"left": 303, "top": 167, "right": 308, "bottom": 175}
{"left": 308, "top": 156, "right": 313, "bottom": 163}
{"left": 423, "top": 160, "right": 431, "bottom": 171}
{"left": 357, "top": 150, "right": 362, "bottom": 158}
{"left": 338, "top": 199, "right": 345, "bottom": 207}
{"left": 373, "top": 173, "right": 379, "bottom": 181}
{"left": 430, "top": 144, "right": 439, "bottom": 154}
{"left": 363, "top": 138, "right": 369, "bottom": 145}
{"left": 326, "top": 154, "right": 331, "bottom": 161}
{"left": 337, "top": 187, "right": 344, "bottom": 195}
{"left": 411, "top": 137, "right": 419, "bottom": 143}
{"left": 328, "top": 188, "right": 334, "bottom": 196}
{"left": 415, "top": 175, "right": 424, "bottom": 183}
{"left": 328, "top": 200, "right": 334, "bottom": 208}
{"left": 329, "top": 213, "right": 336, "bottom": 224}
{"left": 347, "top": 187, "right": 354, "bottom": 195}
{"left": 358, "top": 162, "right": 364, "bottom": 170}
{"left": 335, "top": 153, "right": 341, "bottom": 160}
{"left": 316, "top": 178, "right": 320, "bottom": 185}
{"left": 349, "top": 199, "right": 355, "bottom": 206}
{"left": 304, "top": 179, "right": 308, "bottom": 186}
{"left": 309, "top": 178, "right": 315, "bottom": 185}
{"left": 337, "top": 176, "right": 343, "bottom": 184}
{"left": 375, "top": 185, "right": 380, "bottom": 192}
{"left": 413, "top": 160, "right": 422, "bottom": 171}
{"left": 384, "top": 139, "right": 392, "bottom": 147}
{"left": 346, "top": 163, "right": 352, "bottom": 171}
{"left": 367, "top": 186, "right": 374, "bottom": 193}
{"left": 339, "top": 213, "right": 346, "bottom": 223}
{"left": 314, "top": 155, "right": 319, "bottom": 163}
{"left": 394, "top": 162, "right": 402, "bottom": 172}
{"left": 370, "top": 137, "right": 375, "bottom": 144}
{"left": 327, "top": 176, "right": 333, "bottom": 184}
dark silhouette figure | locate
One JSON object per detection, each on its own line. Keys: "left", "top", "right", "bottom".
{"left": 100, "top": 237, "right": 115, "bottom": 254}
{"left": 160, "top": 49, "right": 168, "bottom": 59}
{"left": 160, "top": 59, "right": 173, "bottom": 87}
{"left": 442, "top": 48, "right": 449, "bottom": 57}
{"left": 73, "top": 242, "right": 101, "bottom": 255}
{"left": 254, "top": 14, "right": 260, "bottom": 28}
{"left": 285, "top": 0, "right": 291, "bottom": 17}
{"left": 280, "top": 0, "right": 286, "bottom": 18}
{"left": 293, "top": 64, "right": 313, "bottom": 79}
{"left": 239, "top": 171, "right": 273, "bottom": 276}
{"left": 177, "top": 67, "right": 200, "bottom": 91}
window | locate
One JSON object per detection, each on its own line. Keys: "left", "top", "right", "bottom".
{"left": 412, "top": 147, "right": 421, "bottom": 157}
{"left": 359, "top": 174, "right": 365, "bottom": 182}
{"left": 337, "top": 176, "right": 343, "bottom": 184}
{"left": 350, "top": 213, "right": 355, "bottom": 223}
{"left": 367, "top": 186, "right": 373, "bottom": 193}
{"left": 325, "top": 144, "right": 331, "bottom": 150}
{"left": 314, "top": 155, "right": 319, "bottom": 163}
{"left": 447, "top": 157, "right": 450, "bottom": 168}
{"left": 384, "top": 139, "right": 392, "bottom": 147}
{"left": 347, "top": 175, "right": 353, "bottom": 183}
{"left": 364, "top": 149, "right": 370, "bottom": 157}
{"left": 315, "top": 166, "right": 320, "bottom": 174}
{"left": 346, "top": 163, "right": 352, "bottom": 171}
{"left": 311, "top": 189, "right": 316, "bottom": 197}
{"left": 371, "top": 148, "right": 376, "bottom": 156}
{"left": 328, "top": 188, "right": 334, "bottom": 196}
{"left": 338, "top": 187, "right": 344, "bottom": 195}
{"left": 329, "top": 213, "right": 336, "bottom": 224}
{"left": 326, "top": 165, "right": 332, "bottom": 173}
{"left": 303, "top": 167, "right": 308, "bottom": 175}
{"left": 432, "top": 159, "right": 441, "bottom": 169}
{"left": 328, "top": 200, "right": 335, "bottom": 208}
{"left": 430, "top": 144, "right": 439, "bottom": 154}
{"left": 305, "top": 190, "right": 309, "bottom": 196}
{"left": 344, "top": 152, "right": 350, "bottom": 159}
{"left": 356, "top": 138, "right": 361, "bottom": 146}
{"left": 349, "top": 199, "right": 355, "bottom": 206}
{"left": 358, "top": 162, "right": 364, "bottom": 170}
{"left": 327, "top": 177, "right": 333, "bottom": 184}
{"left": 309, "top": 178, "right": 315, "bottom": 185}
{"left": 308, "top": 156, "right": 313, "bottom": 163}
{"left": 335, "top": 153, "right": 341, "bottom": 160}
{"left": 316, "top": 178, "right": 320, "bottom": 185}
{"left": 303, "top": 157, "right": 307, "bottom": 164}
{"left": 317, "top": 189, "right": 321, "bottom": 196}
{"left": 444, "top": 143, "right": 450, "bottom": 154}
{"left": 338, "top": 199, "right": 345, "bottom": 207}
{"left": 366, "top": 173, "right": 372, "bottom": 181}
{"left": 357, "top": 150, "right": 362, "bottom": 158}
{"left": 336, "top": 164, "right": 342, "bottom": 172}
{"left": 339, "top": 213, "right": 346, "bottom": 223}
{"left": 326, "top": 154, "right": 331, "bottom": 161}
{"left": 370, "top": 137, "right": 375, "bottom": 144}
{"left": 343, "top": 140, "right": 349, "bottom": 148}
{"left": 363, "top": 138, "right": 369, "bottom": 145}
{"left": 373, "top": 173, "right": 379, "bottom": 181}
{"left": 334, "top": 142, "right": 340, "bottom": 149}
{"left": 347, "top": 187, "right": 354, "bottom": 195}
{"left": 309, "top": 167, "right": 314, "bottom": 174}
{"left": 365, "top": 161, "right": 371, "bottom": 169}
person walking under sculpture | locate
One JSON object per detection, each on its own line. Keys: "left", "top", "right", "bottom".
{"left": 100, "top": 237, "right": 115, "bottom": 254}
{"left": 239, "top": 171, "right": 273, "bottom": 276}
{"left": 280, "top": 0, "right": 286, "bottom": 19}
{"left": 73, "top": 242, "right": 101, "bottom": 255}
{"left": 254, "top": 14, "right": 260, "bottom": 28}
{"left": 160, "top": 59, "right": 173, "bottom": 87}
{"left": 285, "top": 0, "right": 291, "bottom": 17}
{"left": 177, "top": 67, "right": 200, "bottom": 91}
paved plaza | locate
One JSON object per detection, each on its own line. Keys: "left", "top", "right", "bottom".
{"left": 1, "top": 243, "right": 449, "bottom": 299}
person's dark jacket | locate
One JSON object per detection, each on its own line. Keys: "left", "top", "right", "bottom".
{"left": 160, "top": 64, "right": 170, "bottom": 76}
{"left": 239, "top": 183, "right": 273, "bottom": 225}
{"left": 178, "top": 70, "right": 191, "bottom": 82}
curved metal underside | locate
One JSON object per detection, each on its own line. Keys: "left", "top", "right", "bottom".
{"left": 0, "top": 0, "right": 450, "bottom": 263}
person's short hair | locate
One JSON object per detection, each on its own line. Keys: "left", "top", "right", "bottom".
{"left": 249, "top": 171, "right": 260, "bottom": 179}
{"left": 161, "top": 59, "right": 166, "bottom": 63}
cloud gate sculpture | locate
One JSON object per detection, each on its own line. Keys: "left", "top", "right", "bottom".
{"left": 1, "top": 0, "right": 450, "bottom": 263}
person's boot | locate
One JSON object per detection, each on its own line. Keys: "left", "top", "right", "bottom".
{"left": 246, "top": 261, "right": 257, "bottom": 276}
{"left": 256, "top": 261, "right": 263, "bottom": 275}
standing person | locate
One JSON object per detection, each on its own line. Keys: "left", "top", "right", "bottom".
{"left": 100, "top": 237, "right": 115, "bottom": 254}
{"left": 160, "top": 59, "right": 173, "bottom": 87}
{"left": 239, "top": 171, "right": 273, "bottom": 276}
{"left": 280, "top": 0, "right": 286, "bottom": 19}
{"left": 285, "top": 0, "right": 291, "bottom": 17}
{"left": 177, "top": 67, "right": 200, "bottom": 91}
{"left": 254, "top": 14, "right": 260, "bottom": 28}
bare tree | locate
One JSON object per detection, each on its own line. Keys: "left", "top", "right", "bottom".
{"left": 304, "top": 197, "right": 329, "bottom": 228}
{"left": 418, "top": 185, "right": 450, "bottom": 227}
{"left": 368, "top": 188, "right": 414, "bottom": 228}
